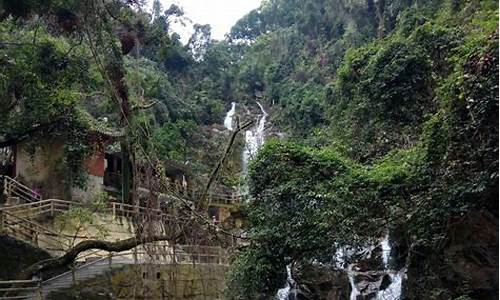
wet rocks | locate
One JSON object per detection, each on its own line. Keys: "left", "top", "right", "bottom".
{"left": 292, "top": 263, "right": 351, "bottom": 300}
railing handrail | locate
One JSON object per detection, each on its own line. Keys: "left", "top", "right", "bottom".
{"left": 3, "top": 211, "right": 71, "bottom": 244}
{"left": 2, "top": 214, "right": 72, "bottom": 252}
{"left": 0, "top": 278, "right": 42, "bottom": 299}
{"left": 206, "top": 192, "right": 244, "bottom": 205}
{"left": 41, "top": 243, "right": 229, "bottom": 285}
{"left": 0, "top": 280, "right": 40, "bottom": 285}
{"left": 0, "top": 199, "right": 53, "bottom": 211}
{"left": 41, "top": 256, "right": 109, "bottom": 285}
{"left": 2, "top": 199, "right": 181, "bottom": 219}
{"left": 2, "top": 176, "right": 40, "bottom": 193}
{"left": 1, "top": 175, "right": 42, "bottom": 202}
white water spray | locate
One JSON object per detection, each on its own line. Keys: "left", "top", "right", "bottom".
{"left": 224, "top": 102, "right": 237, "bottom": 130}
{"left": 276, "top": 265, "right": 296, "bottom": 300}
{"left": 375, "top": 233, "right": 405, "bottom": 300}
{"left": 242, "top": 101, "right": 268, "bottom": 172}
{"left": 340, "top": 234, "right": 406, "bottom": 300}
{"left": 376, "top": 270, "right": 406, "bottom": 300}
{"left": 348, "top": 264, "right": 360, "bottom": 300}
{"left": 381, "top": 233, "right": 391, "bottom": 268}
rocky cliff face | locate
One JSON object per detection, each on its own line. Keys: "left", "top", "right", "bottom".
{"left": 291, "top": 264, "right": 351, "bottom": 300}
{"left": 405, "top": 212, "right": 498, "bottom": 299}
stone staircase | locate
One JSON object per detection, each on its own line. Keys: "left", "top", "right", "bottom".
{"left": 30, "top": 256, "right": 127, "bottom": 299}
{"left": 1, "top": 175, "right": 42, "bottom": 204}
{"left": 21, "top": 245, "right": 228, "bottom": 299}
{"left": 0, "top": 175, "right": 230, "bottom": 299}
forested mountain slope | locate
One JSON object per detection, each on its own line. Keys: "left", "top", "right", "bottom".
{"left": 224, "top": 0, "right": 498, "bottom": 299}
{"left": 0, "top": 0, "right": 497, "bottom": 299}
{"left": 0, "top": 0, "right": 244, "bottom": 186}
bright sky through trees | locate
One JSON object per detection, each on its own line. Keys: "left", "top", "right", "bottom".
{"left": 154, "top": 0, "right": 262, "bottom": 42}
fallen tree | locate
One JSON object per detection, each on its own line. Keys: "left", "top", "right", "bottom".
{"left": 20, "top": 234, "right": 172, "bottom": 280}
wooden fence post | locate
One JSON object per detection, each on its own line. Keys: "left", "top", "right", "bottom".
{"left": 160, "top": 279, "right": 165, "bottom": 300}
{"left": 5, "top": 178, "right": 11, "bottom": 201}
{"left": 108, "top": 252, "right": 113, "bottom": 270}
{"left": 37, "top": 279, "right": 43, "bottom": 300}
{"left": 133, "top": 246, "right": 138, "bottom": 264}
{"left": 71, "top": 264, "right": 76, "bottom": 286}
{"left": 0, "top": 211, "right": 4, "bottom": 234}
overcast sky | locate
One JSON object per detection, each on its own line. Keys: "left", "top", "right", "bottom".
{"left": 151, "top": 0, "right": 262, "bottom": 43}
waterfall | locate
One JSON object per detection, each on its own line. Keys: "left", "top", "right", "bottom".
{"left": 375, "top": 234, "right": 406, "bottom": 300}
{"left": 348, "top": 264, "right": 360, "bottom": 300}
{"left": 222, "top": 100, "right": 268, "bottom": 172}
{"left": 381, "top": 233, "right": 391, "bottom": 267}
{"left": 338, "top": 234, "right": 406, "bottom": 300}
{"left": 276, "top": 264, "right": 296, "bottom": 300}
{"left": 224, "top": 102, "right": 237, "bottom": 130}
{"left": 376, "top": 270, "right": 406, "bottom": 300}
{"left": 242, "top": 101, "right": 268, "bottom": 172}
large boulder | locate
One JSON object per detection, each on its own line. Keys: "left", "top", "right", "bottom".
{"left": 293, "top": 263, "right": 351, "bottom": 300}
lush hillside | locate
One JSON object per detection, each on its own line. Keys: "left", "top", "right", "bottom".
{"left": 224, "top": 0, "right": 498, "bottom": 299}
{"left": 0, "top": 0, "right": 243, "bottom": 186}
{"left": 0, "top": 0, "right": 497, "bottom": 299}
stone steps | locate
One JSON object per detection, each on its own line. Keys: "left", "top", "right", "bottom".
{"left": 22, "top": 258, "right": 132, "bottom": 299}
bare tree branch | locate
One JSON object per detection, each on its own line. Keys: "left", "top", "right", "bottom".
{"left": 20, "top": 234, "right": 174, "bottom": 280}
{"left": 197, "top": 121, "right": 254, "bottom": 210}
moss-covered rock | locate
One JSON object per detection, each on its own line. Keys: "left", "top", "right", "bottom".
{"left": 0, "top": 235, "right": 51, "bottom": 280}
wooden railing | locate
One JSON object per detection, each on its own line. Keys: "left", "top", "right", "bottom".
{"left": 0, "top": 244, "right": 229, "bottom": 299}
{"left": 207, "top": 192, "right": 243, "bottom": 206}
{"left": 124, "top": 244, "right": 230, "bottom": 266}
{"left": 0, "top": 279, "right": 42, "bottom": 300}
{"left": 0, "top": 199, "right": 184, "bottom": 222}
{"left": 1, "top": 211, "right": 71, "bottom": 253}
{"left": 108, "top": 201, "right": 184, "bottom": 221}
{"left": 0, "top": 199, "right": 77, "bottom": 221}
{"left": 1, "top": 176, "right": 41, "bottom": 204}
{"left": 172, "top": 244, "right": 229, "bottom": 265}
{"left": 0, "top": 199, "right": 190, "bottom": 255}
{"left": 1, "top": 174, "right": 243, "bottom": 208}
{"left": 0, "top": 197, "right": 232, "bottom": 263}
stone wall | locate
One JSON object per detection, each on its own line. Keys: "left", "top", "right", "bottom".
{"left": 71, "top": 174, "right": 104, "bottom": 204}
{"left": 15, "top": 139, "right": 69, "bottom": 200}
{"left": 47, "top": 264, "right": 228, "bottom": 300}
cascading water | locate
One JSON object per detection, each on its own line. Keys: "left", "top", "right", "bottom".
{"left": 348, "top": 264, "right": 361, "bottom": 300}
{"left": 242, "top": 101, "right": 268, "bottom": 172}
{"left": 374, "top": 234, "right": 406, "bottom": 300}
{"left": 224, "top": 102, "right": 237, "bottom": 130}
{"left": 376, "top": 270, "right": 405, "bottom": 300}
{"left": 337, "top": 234, "right": 406, "bottom": 300}
{"left": 276, "top": 264, "right": 296, "bottom": 300}
{"left": 381, "top": 233, "right": 391, "bottom": 267}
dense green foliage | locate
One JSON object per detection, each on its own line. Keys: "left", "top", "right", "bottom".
{"left": 0, "top": 0, "right": 497, "bottom": 299}
{"left": 226, "top": 0, "right": 498, "bottom": 299}
{"left": 0, "top": 0, "right": 242, "bottom": 186}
